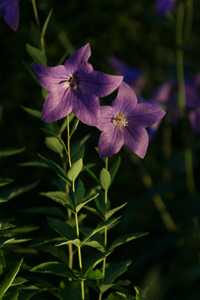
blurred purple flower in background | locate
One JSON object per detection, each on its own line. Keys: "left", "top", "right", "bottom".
{"left": 97, "top": 82, "right": 166, "bottom": 158}
{"left": 33, "top": 43, "right": 123, "bottom": 126}
{"left": 0, "top": 0, "right": 19, "bottom": 30}
{"left": 108, "top": 55, "right": 145, "bottom": 96}
{"left": 156, "top": 0, "right": 176, "bottom": 15}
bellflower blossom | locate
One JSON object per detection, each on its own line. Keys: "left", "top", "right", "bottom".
{"left": 108, "top": 55, "right": 145, "bottom": 96}
{"left": 0, "top": 0, "right": 19, "bottom": 30}
{"left": 97, "top": 82, "right": 166, "bottom": 158}
{"left": 156, "top": 0, "right": 176, "bottom": 15}
{"left": 33, "top": 43, "right": 123, "bottom": 126}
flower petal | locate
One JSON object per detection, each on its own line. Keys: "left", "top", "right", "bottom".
{"left": 41, "top": 88, "right": 72, "bottom": 122}
{"left": 98, "top": 126, "right": 124, "bottom": 157}
{"left": 97, "top": 106, "right": 115, "bottom": 131}
{"left": 111, "top": 81, "right": 138, "bottom": 113}
{"left": 33, "top": 64, "right": 68, "bottom": 91}
{"left": 88, "top": 71, "right": 123, "bottom": 98}
{"left": 71, "top": 89, "right": 100, "bottom": 126}
{"left": 4, "top": 0, "right": 19, "bottom": 31}
{"left": 128, "top": 103, "right": 166, "bottom": 127}
{"left": 64, "top": 43, "right": 92, "bottom": 74}
{"left": 124, "top": 126, "right": 149, "bottom": 159}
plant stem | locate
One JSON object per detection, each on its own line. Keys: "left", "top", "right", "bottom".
{"left": 31, "top": 0, "right": 40, "bottom": 28}
{"left": 73, "top": 182, "right": 84, "bottom": 300}
{"left": 67, "top": 115, "right": 72, "bottom": 168}
{"left": 184, "top": 146, "right": 196, "bottom": 195}
{"left": 99, "top": 158, "right": 108, "bottom": 300}
{"left": 184, "top": 0, "right": 193, "bottom": 44}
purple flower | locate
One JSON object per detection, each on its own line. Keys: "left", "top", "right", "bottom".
{"left": 156, "top": 0, "right": 176, "bottom": 15}
{"left": 33, "top": 43, "right": 123, "bottom": 126}
{"left": 97, "top": 82, "right": 166, "bottom": 158}
{"left": 0, "top": 0, "right": 19, "bottom": 31}
{"left": 108, "top": 55, "right": 145, "bottom": 96}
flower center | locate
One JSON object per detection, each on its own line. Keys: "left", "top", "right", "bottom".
{"left": 68, "top": 74, "right": 80, "bottom": 90}
{"left": 113, "top": 113, "right": 128, "bottom": 128}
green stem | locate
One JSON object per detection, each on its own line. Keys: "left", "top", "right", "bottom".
{"left": 67, "top": 115, "right": 72, "bottom": 168}
{"left": 99, "top": 158, "right": 108, "bottom": 300}
{"left": 176, "top": 3, "right": 186, "bottom": 115}
{"left": 31, "top": 0, "right": 40, "bottom": 28}
{"left": 73, "top": 182, "right": 84, "bottom": 300}
{"left": 184, "top": 147, "right": 196, "bottom": 195}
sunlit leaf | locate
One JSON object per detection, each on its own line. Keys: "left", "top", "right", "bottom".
{"left": 105, "top": 203, "right": 127, "bottom": 220}
{"left": 26, "top": 43, "right": 47, "bottom": 65}
{"left": 20, "top": 105, "right": 41, "bottom": 119}
{"left": 0, "top": 148, "right": 25, "bottom": 158}
{"left": 0, "top": 179, "right": 14, "bottom": 187}
{"left": 100, "top": 168, "right": 111, "bottom": 190}
{"left": 30, "top": 261, "right": 75, "bottom": 278}
{"left": 67, "top": 159, "right": 83, "bottom": 182}
{"left": 109, "top": 233, "right": 148, "bottom": 251}
{"left": 47, "top": 217, "right": 77, "bottom": 241}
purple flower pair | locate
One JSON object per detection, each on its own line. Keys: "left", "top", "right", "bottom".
{"left": 33, "top": 43, "right": 165, "bottom": 158}
{"left": 0, "top": 0, "right": 19, "bottom": 30}
{"left": 156, "top": 0, "right": 176, "bottom": 15}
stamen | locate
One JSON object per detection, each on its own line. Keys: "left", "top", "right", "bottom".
{"left": 68, "top": 74, "right": 80, "bottom": 90}
{"left": 113, "top": 113, "right": 128, "bottom": 128}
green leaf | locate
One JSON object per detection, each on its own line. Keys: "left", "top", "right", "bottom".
{"left": 41, "top": 128, "right": 68, "bottom": 154}
{"left": 86, "top": 269, "right": 104, "bottom": 280}
{"left": 0, "top": 178, "right": 13, "bottom": 187}
{"left": 22, "top": 60, "right": 39, "bottom": 84}
{"left": 70, "top": 118, "right": 79, "bottom": 137}
{"left": 76, "top": 193, "right": 99, "bottom": 213}
{"left": 0, "top": 182, "right": 38, "bottom": 200}
{"left": 109, "top": 233, "right": 149, "bottom": 251}
{"left": 99, "top": 280, "right": 130, "bottom": 294}
{"left": 59, "top": 280, "right": 89, "bottom": 300}
{"left": 0, "top": 148, "right": 25, "bottom": 158}
{"left": 67, "top": 159, "right": 83, "bottom": 182}
{"left": 35, "top": 245, "right": 68, "bottom": 264}
{"left": 105, "top": 203, "right": 127, "bottom": 220}
{"left": 134, "top": 286, "right": 148, "bottom": 300}
{"left": 71, "top": 134, "right": 91, "bottom": 158}
{"left": 104, "top": 260, "right": 131, "bottom": 284}
{"left": 82, "top": 251, "right": 112, "bottom": 277}
{"left": 0, "top": 223, "right": 15, "bottom": 230}
{"left": 45, "top": 137, "right": 64, "bottom": 153}
{"left": 75, "top": 180, "right": 85, "bottom": 206}
{"left": 47, "top": 217, "right": 77, "bottom": 241}
{"left": 20, "top": 105, "right": 41, "bottom": 119}
{"left": 83, "top": 240, "right": 104, "bottom": 252}
{"left": 81, "top": 217, "right": 120, "bottom": 244}
{"left": 40, "top": 191, "right": 74, "bottom": 211}
{"left": 26, "top": 43, "right": 47, "bottom": 65}
{"left": 0, "top": 258, "right": 23, "bottom": 299}
{"left": 12, "top": 277, "right": 28, "bottom": 286}
{"left": 83, "top": 166, "right": 101, "bottom": 185}
{"left": 30, "top": 261, "right": 75, "bottom": 278}
{"left": 83, "top": 205, "right": 104, "bottom": 219}
{"left": 38, "top": 154, "right": 70, "bottom": 185}
{"left": 72, "top": 146, "right": 85, "bottom": 165}
{"left": 18, "top": 161, "right": 47, "bottom": 167}
{"left": 95, "top": 190, "right": 107, "bottom": 218}
{"left": 10, "top": 291, "right": 19, "bottom": 300}
{"left": 0, "top": 199, "right": 8, "bottom": 203}
{"left": 100, "top": 168, "right": 111, "bottom": 190}
{"left": 30, "top": 21, "right": 41, "bottom": 49}
{"left": 41, "top": 8, "right": 53, "bottom": 39}
{"left": 0, "top": 249, "right": 6, "bottom": 268}
{"left": 20, "top": 206, "right": 67, "bottom": 219}
{"left": 105, "top": 292, "right": 135, "bottom": 300}
{"left": 109, "top": 157, "right": 121, "bottom": 187}
{"left": 55, "top": 239, "right": 81, "bottom": 247}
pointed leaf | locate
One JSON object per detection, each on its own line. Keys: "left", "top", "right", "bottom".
{"left": 0, "top": 182, "right": 38, "bottom": 200}
{"left": 104, "top": 260, "right": 131, "bottom": 284}
{"left": 41, "top": 128, "right": 67, "bottom": 154}
{"left": 109, "top": 157, "right": 121, "bottom": 187}
{"left": 55, "top": 239, "right": 81, "bottom": 247}
{"left": 20, "top": 105, "right": 41, "bottom": 119}
{"left": 99, "top": 280, "right": 130, "bottom": 294}
{"left": 40, "top": 192, "right": 73, "bottom": 211}
{"left": 30, "top": 261, "right": 75, "bottom": 278}
{"left": 70, "top": 118, "right": 79, "bottom": 137}
{"left": 76, "top": 193, "right": 99, "bottom": 213}
{"left": 86, "top": 269, "right": 104, "bottom": 280}
{"left": 83, "top": 205, "right": 104, "bottom": 219}
{"left": 0, "top": 258, "right": 23, "bottom": 299}
{"left": 30, "top": 21, "right": 41, "bottom": 49}
{"left": 75, "top": 180, "right": 85, "bottom": 206}
{"left": 45, "top": 137, "right": 63, "bottom": 153}
{"left": 84, "top": 240, "right": 104, "bottom": 252}
{"left": 0, "top": 223, "right": 15, "bottom": 231}
{"left": 59, "top": 280, "right": 89, "bottom": 300}
{"left": 0, "top": 250, "right": 6, "bottom": 268}
{"left": 100, "top": 168, "right": 111, "bottom": 190}
{"left": 71, "top": 134, "right": 91, "bottom": 158}
{"left": 105, "top": 203, "right": 127, "bottom": 220}
{"left": 18, "top": 161, "right": 47, "bottom": 167}
{"left": 38, "top": 154, "right": 70, "bottom": 185}
{"left": 0, "top": 148, "right": 25, "bottom": 158}
{"left": 83, "top": 166, "right": 101, "bottom": 185}
{"left": 67, "top": 159, "right": 83, "bottom": 182}
{"left": 109, "top": 233, "right": 149, "bottom": 251}
{"left": 41, "top": 8, "right": 53, "bottom": 39}
{"left": 10, "top": 291, "right": 19, "bottom": 300}
{"left": 83, "top": 251, "right": 113, "bottom": 277}
{"left": 82, "top": 217, "right": 120, "bottom": 244}
{"left": 21, "top": 206, "right": 67, "bottom": 219}
{"left": 47, "top": 217, "right": 77, "bottom": 241}
{"left": 72, "top": 146, "right": 85, "bottom": 165}
{"left": 12, "top": 277, "right": 28, "bottom": 286}
{"left": 26, "top": 43, "right": 47, "bottom": 65}
{"left": 0, "top": 178, "right": 14, "bottom": 187}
